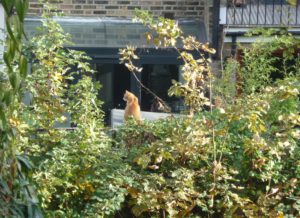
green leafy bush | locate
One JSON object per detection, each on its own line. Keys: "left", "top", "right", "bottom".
{"left": 13, "top": 8, "right": 299, "bottom": 218}
{"left": 19, "top": 15, "right": 132, "bottom": 217}
{"left": 114, "top": 11, "right": 300, "bottom": 217}
{"left": 114, "top": 77, "right": 299, "bottom": 217}
{"left": 240, "top": 29, "right": 300, "bottom": 94}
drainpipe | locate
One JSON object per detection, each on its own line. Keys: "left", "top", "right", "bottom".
{"left": 231, "top": 35, "right": 237, "bottom": 57}
{"left": 204, "top": 0, "right": 210, "bottom": 42}
{"left": 212, "top": 0, "right": 221, "bottom": 59}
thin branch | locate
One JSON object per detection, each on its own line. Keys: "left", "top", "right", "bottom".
{"left": 131, "top": 68, "right": 171, "bottom": 113}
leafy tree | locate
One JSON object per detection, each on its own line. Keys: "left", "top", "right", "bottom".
{"left": 19, "top": 11, "right": 134, "bottom": 217}
{"left": 120, "top": 10, "right": 216, "bottom": 116}
{"left": 0, "top": 0, "right": 42, "bottom": 216}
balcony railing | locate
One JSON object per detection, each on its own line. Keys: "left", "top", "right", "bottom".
{"left": 222, "top": 0, "right": 300, "bottom": 26}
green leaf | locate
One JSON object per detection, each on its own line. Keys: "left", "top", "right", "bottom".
{"left": 17, "top": 154, "right": 33, "bottom": 170}
{"left": 15, "top": 0, "right": 28, "bottom": 22}
{"left": 1, "top": 0, "right": 16, "bottom": 16}
{"left": 131, "top": 204, "right": 148, "bottom": 217}
{"left": 19, "top": 55, "right": 28, "bottom": 78}
{"left": 5, "top": 18, "right": 16, "bottom": 43}
{"left": 9, "top": 71, "right": 20, "bottom": 89}
{"left": 8, "top": 39, "right": 17, "bottom": 60}
{"left": 3, "top": 51, "right": 12, "bottom": 67}
{"left": 135, "top": 155, "right": 151, "bottom": 168}
{"left": 0, "top": 109, "right": 7, "bottom": 130}
{"left": 0, "top": 176, "right": 12, "bottom": 194}
{"left": 3, "top": 91, "right": 14, "bottom": 106}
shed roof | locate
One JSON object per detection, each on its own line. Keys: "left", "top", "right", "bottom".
{"left": 24, "top": 17, "right": 207, "bottom": 48}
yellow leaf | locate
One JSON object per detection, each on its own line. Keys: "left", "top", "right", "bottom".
{"left": 276, "top": 212, "right": 284, "bottom": 218}
{"left": 52, "top": 72, "right": 63, "bottom": 82}
{"left": 127, "top": 187, "right": 139, "bottom": 198}
{"left": 148, "top": 165, "right": 159, "bottom": 170}
{"left": 287, "top": 0, "right": 296, "bottom": 6}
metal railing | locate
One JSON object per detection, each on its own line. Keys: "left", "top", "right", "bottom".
{"left": 224, "top": 0, "right": 300, "bottom": 26}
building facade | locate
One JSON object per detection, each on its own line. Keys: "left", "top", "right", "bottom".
{"left": 4, "top": 0, "right": 298, "bottom": 124}
{"left": 24, "top": 0, "right": 300, "bottom": 121}
{"left": 214, "top": 0, "right": 300, "bottom": 58}
{"left": 28, "top": 0, "right": 211, "bottom": 19}
{"left": 24, "top": 1, "right": 213, "bottom": 122}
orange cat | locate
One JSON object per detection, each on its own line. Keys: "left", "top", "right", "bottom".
{"left": 123, "top": 90, "right": 141, "bottom": 122}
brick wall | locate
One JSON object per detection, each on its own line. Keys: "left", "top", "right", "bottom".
{"left": 28, "top": 0, "right": 207, "bottom": 19}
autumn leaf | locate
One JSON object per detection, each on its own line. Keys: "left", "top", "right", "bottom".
{"left": 287, "top": 0, "right": 297, "bottom": 6}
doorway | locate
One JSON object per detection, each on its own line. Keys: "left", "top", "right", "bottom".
{"left": 94, "top": 63, "right": 180, "bottom": 124}
{"left": 94, "top": 64, "right": 131, "bottom": 123}
{"left": 141, "top": 64, "right": 179, "bottom": 112}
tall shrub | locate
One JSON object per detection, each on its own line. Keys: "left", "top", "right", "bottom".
{"left": 18, "top": 14, "right": 128, "bottom": 216}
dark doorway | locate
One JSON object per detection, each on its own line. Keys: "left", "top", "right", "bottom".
{"left": 113, "top": 64, "right": 131, "bottom": 109}
{"left": 94, "top": 64, "right": 131, "bottom": 124}
{"left": 141, "top": 64, "right": 179, "bottom": 112}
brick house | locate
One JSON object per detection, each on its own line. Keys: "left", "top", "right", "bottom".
{"left": 2, "top": 1, "right": 298, "bottom": 122}
{"left": 27, "top": 0, "right": 210, "bottom": 19}
{"left": 23, "top": 0, "right": 214, "bottom": 119}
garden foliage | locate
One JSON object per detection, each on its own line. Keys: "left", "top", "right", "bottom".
{"left": 117, "top": 11, "right": 300, "bottom": 217}
{"left": 240, "top": 29, "right": 300, "bottom": 94}
{"left": 19, "top": 14, "right": 124, "bottom": 217}
{"left": 115, "top": 79, "right": 300, "bottom": 216}
{"left": 0, "top": 0, "right": 42, "bottom": 216}
{"left": 1, "top": 5, "right": 299, "bottom": 217}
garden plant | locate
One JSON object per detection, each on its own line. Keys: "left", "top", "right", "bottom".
{"left": 0, "top": 1, "right": 299, "bottom": 217}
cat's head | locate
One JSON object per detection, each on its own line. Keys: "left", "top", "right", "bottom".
{"left": 123, "top": 90, "right": 137, "bottom": 102}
